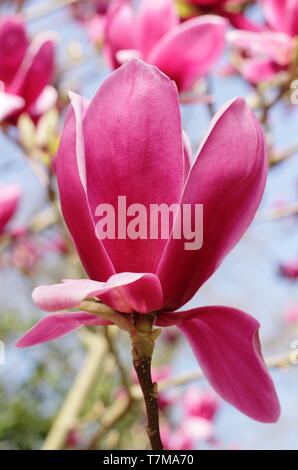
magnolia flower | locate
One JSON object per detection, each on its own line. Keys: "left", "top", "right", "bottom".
{"left": 17, "top": 59, "right": 280, "bottom": 423}
{"left": 103, "top": 0, "right": 226, "bottom": 92}
{"left": 71, "top": 0, "right": 111, "bottom": 20}
{"left": 85, "top": 14, "right": 106, "bottom": 45}
{"left": 184, "top": 386, "right": 219, "bottom": 421}
{"left": 0, "top": 183, "right": 21, "bottom": 235}
{"left": 179, "top": 386, "right": 219, "bottom": 444}
{"left": 261, "top": 0, "right": 298, "bottom": 37}
{"left": 228, "top": 0, "right": 298, "bottom": 83}
{"left": 161, "top": 426, "right": 195, "bottom": 450}
{"left": 0, "top": 16, "right": 56, "bottom": 123}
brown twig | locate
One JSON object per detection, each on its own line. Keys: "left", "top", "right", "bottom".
{"left": 104, "top": 326, "right": 132, "bottom": 399}
{"left": 131, "top": 313, "right": 163, "bottom": 450}
{"left": 42, "top": 331, "right": 107, "bottom": 450}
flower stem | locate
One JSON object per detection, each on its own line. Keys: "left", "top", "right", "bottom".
{"left": 131, "top": 313, "right": 163, "bottom": 450}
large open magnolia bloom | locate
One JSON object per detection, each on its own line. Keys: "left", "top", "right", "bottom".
{"left": 228, "top": 0, "right": 298, "bottom": 83}
{"left": 17, "top": 59, "right": 280, "bottom": 423}
{"left": 103, "top": 0, "right": 226, "bottom": 92}
{"left": 0, "top": 183, "right": 21, "bottom": 235}
{"left": 0, "top": 16, "right": 56, "bottom": 123}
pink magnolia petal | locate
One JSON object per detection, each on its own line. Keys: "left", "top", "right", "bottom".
{"left": 7, "top": 33, "right": 56, "bottom": 109}
{"left": 159, "top": 306, "right": 280, "bottom": 422}
{"left": 225, "top": 11, "right": 266, "bottom": 32}
{"left": 0, "top": 91, "right": 25, "bottom": 122}
{"left": 135, "top": 0, "right": 178, "bottom": 59}
{"left": 16, "top": 312, "right": 110, "bottom": 347}
{"left": 183, "top": 386, "right": 219, "bottom": 421}
{"left": 0, "top": 15, "right": 28, "bottom": 85}
{"left": 28, "top": 85, "right": 58, "bottom": 118}
{"left": 148, "top": 15, "right": 227, "bottom": 92}
{"left": 0, "top": 183, "right": 22, "bottom": 233}
{"left": 104, "top": 1, "right": 135, "bottom": 68}
{"left": 242, "top": 58, "right": 283, "bottom": 84}
{"left": 33, "top": 272, "right": 163, "bottom": 314}
{"left": 100, "top": 272, "right": 163, "bottom": 313}
{"left": 157, "top": 98, "right": 267, "bottom": 310}
{"left": 83, "top": 59, "right": 184, "bottom": 274}
{"left": 183, "top": 130, "right": 192, "bottom": 180}
{"left": 55, "top": 92, "right": 115, "bottom": 282}
{"left": 228, "top": 30, "right": 293, "bottom": 65}
{"left": 115, "top": 49, "right": 142, "bottom": 65}
{"left": 261, "top": 0, "right": 298, "bottom": 37}
{"left": 86, "top": 13, "right": 106, "bottom": 44}
{"left": 32, "top": 279, "right": 106, "bottom": 312}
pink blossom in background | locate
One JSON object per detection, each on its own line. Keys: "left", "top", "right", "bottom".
{"left": 159, "top": 386, "right": 220, "bottom": 449}
{"left": 132, "top": 365, "right": 174, "bottom": 409}
{"left": 162, "top": 328, "right": 180, "bottom": 344}
{"left": 260, "top": 0, "right": 298, "bottom": 37}
{"left": 17, "top": 59, "right": 280, "bottom": 424}
{"left": 181, "top": 386, "right": 219, "bottom": 443}
{"left": 283, "top": 304, "right": 298, "bottom": 325}
{"left": 10, "top": 236, "right": 41, "bottom": 272}
{"left": 184, "top": 386, "right": 219, "bottom": 421}
{"left": 279, "top": 258, "right": 298, "bottom": 280}
{"left": 1, "top": 225, "right": 68, "bottom": 272}
{"left": 70, "top": 0, "right": 111, "bottom": 21}
{"left": 0, "top": 16, "right": 56, "bottom": 123}
{"left": 161, "top": 426, "right": 195, "bottom": 450}
{"left": 0, "top": 183, "right": 21, "bottom": 235}
{"left": 228, "top": 0, "right": 298, "bottom": 83}
{"left": 182, "top": 416, "right": 213, "bottom": 441}
{"left": 70, "top": 0, "right": 113, "bottom": 44}
{"left": 85, "top": 14, "right": 106, "bottom": 45}
{"left": 103, "top": 0, "right": 227, "bottom": 92}
{"left": 132, "top": 365, "right": 171, "bottom": 384}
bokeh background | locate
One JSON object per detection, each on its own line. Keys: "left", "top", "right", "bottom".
{"left": 0, "top": 0, "right": 297, "bottom": 450}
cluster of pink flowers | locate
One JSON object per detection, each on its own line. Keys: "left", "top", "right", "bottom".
{"left": 229, "top": 0, "right": 298, "bottom": 83}
{"left": 0, "top": 15, "right": 56, "bottom": 123}
{"left": 161, "top": 385, "right": 220, "bottom": 450}
{"left": 79, "top": 0, "right": 298, "bottom": 87}
{"left": 0, "top": 183, "right": 67, "bottom": 272}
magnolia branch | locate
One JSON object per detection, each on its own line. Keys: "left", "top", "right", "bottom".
{"left": 87, "top": 326, "right": 134, "bottom": 450}
{"left": 41, "top": 314, "right": 296, "bottom": 450}
{"left": 42, "top": 330, "right": 107, "bottom": 450}
{"left": 256, "top": 201, "right": 298, "bottom": 222}
{"left": 130, "top": 314, "right": 163, "bottom": 451}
